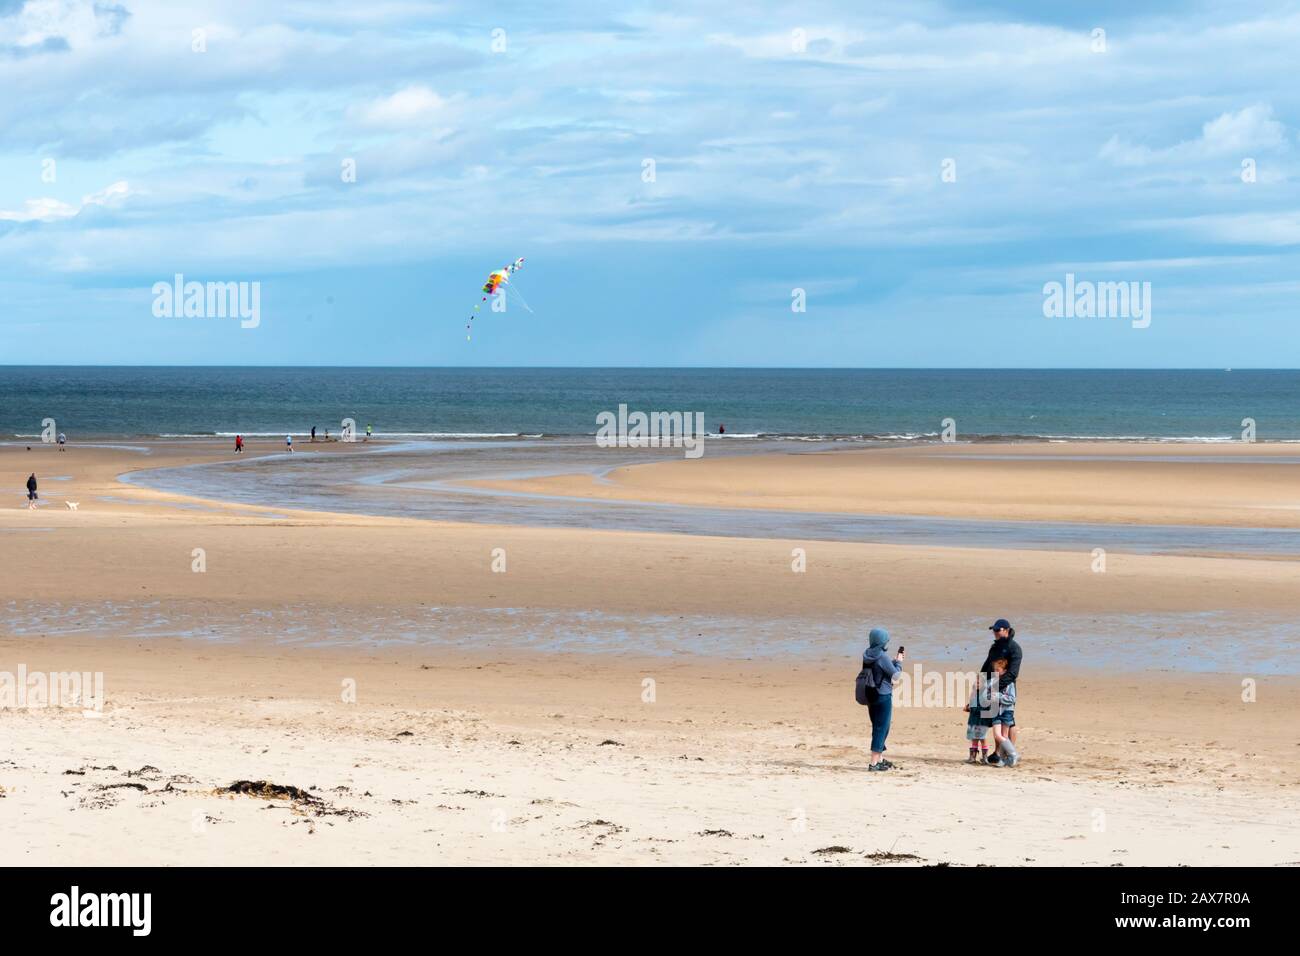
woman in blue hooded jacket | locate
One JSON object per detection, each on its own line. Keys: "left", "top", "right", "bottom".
{"left": 862, "top": 627, "right": 904, "bottom": 771}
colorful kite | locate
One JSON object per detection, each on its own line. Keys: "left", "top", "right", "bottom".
{"left": 467, "top": 257, "right": 529, "bottom": 340}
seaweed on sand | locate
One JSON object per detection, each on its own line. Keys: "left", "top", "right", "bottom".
{"left": 224, "top": 780, "right": 321, "bottom": 803}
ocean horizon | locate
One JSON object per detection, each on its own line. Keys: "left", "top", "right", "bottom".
{"left": 2, "top": 366, "right": 1297, "bottom": 442}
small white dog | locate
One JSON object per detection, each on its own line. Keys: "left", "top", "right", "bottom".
{"left": 65, "top": 501, "right": 79, "bottom": 511}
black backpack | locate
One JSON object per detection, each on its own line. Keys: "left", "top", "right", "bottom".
{"left": 854, "top": 660, "right": 880, "bottom": 704}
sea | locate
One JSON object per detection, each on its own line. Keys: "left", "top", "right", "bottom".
{"left": 2, "top": 366, "right": 1298, "bottom": 441}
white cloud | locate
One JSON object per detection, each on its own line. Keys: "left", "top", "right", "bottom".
{"left": 1200, "top": 104, "right": 1286, "bottom": 154}
{"left": 1101, "top": 105, "right": 1288, "bottom": 166}
{"left": 1152, "top": 211, "right": 1300, "bottom": 245}
{"left": 347, "top": 85, "right": 455, "bottom": 130}
{"left": 0, "top": 180, "right": 130, "bottom": 223}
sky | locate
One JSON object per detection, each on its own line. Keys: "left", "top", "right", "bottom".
{"left": 2, "top": 0, "right": 1300, "bottom": 367}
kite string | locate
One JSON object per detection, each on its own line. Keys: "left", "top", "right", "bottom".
{"left": 507, "top": 283, "right": 535, "bottom": 313}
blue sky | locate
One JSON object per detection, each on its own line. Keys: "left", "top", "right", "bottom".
{"left": 2, "top": 0, "right": 1300, "bottom": 366}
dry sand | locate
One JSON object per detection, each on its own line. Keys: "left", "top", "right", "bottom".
{"left": 2, "top": 440, "right": 1298, "bottom": 865}
{"left": 4, "top": 639, "right": 1297, "bottom": 866}
{"left": 468, "top": 440, "right": 1300, "bottom": 528}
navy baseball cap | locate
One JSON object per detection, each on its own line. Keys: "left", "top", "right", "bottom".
{"left": 989, "top": 618, "right": 1011, "bottom": 631}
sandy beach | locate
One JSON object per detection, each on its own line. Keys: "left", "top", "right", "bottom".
{"left": 468, "top": 441, "right": 1300, "bottom": 528}
{"left": 3, "top": 439, "right": 1298, "bottom": 865}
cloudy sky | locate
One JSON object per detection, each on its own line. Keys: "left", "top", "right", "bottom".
{"left": 2, "top": 0, "right": 1299, "bottom": 366}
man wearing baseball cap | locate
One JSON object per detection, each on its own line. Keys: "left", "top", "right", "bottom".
{"left": 981, "top": 618, "right": 1022, "bottom": 763}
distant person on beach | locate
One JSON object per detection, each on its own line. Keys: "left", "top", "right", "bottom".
{"left": 311, "top": 426, "right": 316, "bottom": 442}
{"left": 856, "top": 627, "right": 904, "bottom": 772}
{"left": 980, "top": 618, "right": 1022, "bottom": 764}
{"left": 285, "top": 434, "right": 293, "bottom": 453}
{"left": 57, "top": 432, "right": 66, "bottom": 451}
{"left": 26, "top": 473, "right": 38, "bottom": 509}
{"left": 365, "top": 423, "right": 372, "bottom": 442}
{"left": 719, "top": 424, "right": 725, "bottom": 434}
{"left": 235, "top": 435, "right": 244, "bottom": 454}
